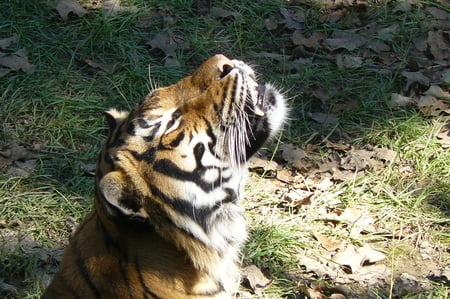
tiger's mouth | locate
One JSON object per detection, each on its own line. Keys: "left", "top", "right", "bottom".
{"left": 218, "top": 59, "right": 287, "bottom": 161}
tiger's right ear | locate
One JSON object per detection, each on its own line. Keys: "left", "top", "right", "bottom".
{"left": 98, "top": 171, "right": 149, "bottom": 221}
{"left": 104, "top": 109, "right": 129, "bottom": 132}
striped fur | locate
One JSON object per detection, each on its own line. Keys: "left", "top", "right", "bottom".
{"left": 43, "top": 55, "right": 287, "bottom": 299}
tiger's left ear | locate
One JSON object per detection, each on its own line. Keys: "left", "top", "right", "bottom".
{"left": 104, "top": 109, "right": 129, "bottom": 132}
{"left": 99, "top": 171, "right": 149, "bottom": 221}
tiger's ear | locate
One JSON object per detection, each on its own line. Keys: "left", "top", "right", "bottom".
{"left": 99, "top": 171, "right": 149, "bottom": 221}
{"left": 104, "top": 109, "right": 129, "bottom": 132}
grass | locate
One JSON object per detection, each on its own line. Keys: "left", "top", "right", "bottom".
{"left": 1, "top": 0, "right": 449, "bottom": 298}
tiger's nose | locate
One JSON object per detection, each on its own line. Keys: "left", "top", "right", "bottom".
{"left": 215, "top": 54, "right": 234, "bottom": 78}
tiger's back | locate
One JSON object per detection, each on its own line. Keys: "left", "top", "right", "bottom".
{"left": 43, "top": 54, "right": 287, "bottom": 299}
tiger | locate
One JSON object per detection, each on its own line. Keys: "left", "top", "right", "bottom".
{"left": 42, "top": 54, "right": 287, "bottom": 299}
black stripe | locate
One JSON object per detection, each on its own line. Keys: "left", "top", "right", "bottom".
{"left": 143, "top": 123, "right": 161, "bottom": 142}
{"left": 130, "top": 147, "right": 157, "bottom": 163}
{"left": 170, "top": 131, "right": 185, "bottom": 147}
{"left": 73, "top": 238, "right": 102, "bottom": 299}
{"left": 134, "top": 256, "right": 162, "bottom": 299}
{"left": 150, "top": 185, "right": 219, "bottom": 233}
{"left": 153, "top": 158, "right": 229, "bottom": 192}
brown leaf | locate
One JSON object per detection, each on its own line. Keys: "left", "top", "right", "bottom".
{"left": 279, "top": 144, "right": 308, "bottom": 163}
{"left": 333, "top": 244, "right": 364, "bottom": 273}
{"left": 103, "top": 0, "right": 137, "bottom": 17}
{"left": 55, "top": 0, "right": 87, "bottom": 21}
{"left": 336, "top": 54, "right": 363, "bottom": 68}
{"left": 0, "top": 49, "right": 35, "bottom": 74}
{"left": 248, "top": 156, "right": 280, "bottom": 172}
{"left": 401, "top": 71, "right": 430, "bottom": 91}
{"left": 390, "top": 93, "right": 414, "bottom": 107}
{"left": 436, "top": 130, "right": 450, "bottom": 148}
{"left": 0, "top": 34, "right": 18, "bottom": 50}
{"left": 424, "top": 85, "right": 450, "bottom": 100}
{"left": 308, "top": 112, "right": 339, "bottom": 125}
{"left": 427, "top": 30, "right": 449, "bottom": 61}
{"left": 374, "top": 147, "right": 398, "bottom": 163}
{"left": 417, "top": 95, "right": 450, "bottom": 116}
{"left": 285, "top": 189, "right": 313, "bottom": 207}
{"left": 209, "top": 7, "right": 241, "bottom": 19}
{"left": 279, "top": 7, "right": 305, "bottom": 30}
{"left": 291, "top": 31, "right": 325, "bottom": 49}
{"left": 241, "top": 265, "right": 271, "bottom": 294}
{"left": 313, "top": 231, "right": 342, "bottom": 252}
{"left": 147, "top": 33, "right": 189, "bottom": 58}
{"left": 325, "top": 32, "right": 366, "bottom": 51}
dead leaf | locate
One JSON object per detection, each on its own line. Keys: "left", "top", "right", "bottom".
{"left": 427, "top": 30, "right": 449, "bottom": 61}
{"left": 417, "top": 95, "right": 450, "bottom": 116}
{"left": 357, "top": 244, "right": 386, "bottom": 263}
{"left": 374, "top": 147, "right": 398, "bottom": 162}
{"left": 333, "top": 244, "right": 364, "bottom": 273}
{"left": 401, "top": 71, "right": 430, "bottom": 91}
{"left": 0, "top": 49, "right": 35, "bottom": 74}
{"left": 209, "top": 7, "right": 241, "bottom": 19}
{"left": 336, "top": 54, "right": 363, "bottom": 68}
{"left": 7, "top": 160, "right": 36, "bottom": 178}
{"left": 147, "top": 33, "right": 189, "bottom": 58}
{"left": 308, "top": 112, "right": 339, "bottom": 125}
{"left": 248, "top": 156, "right": 280, "bottom": 172}
{"left": 340, "top": 149, "right": 375, "bottom": 171}
{"left": 424, "top": 85, "right": 450, "bottom": 100}
{"left": 291, "top": 31, "right": 325, "bottom": 49}
{"left": 0, "top": 34, "right": 18, "bottom": 50}
{"left": 241, "top": 265, "right": 271, "bottom": 294}
{"left": 436, "top": 129, "right": 450, "bottom": 148}
{"left": 103, "top": 0, "right": 137, "bottom": 16}
{"left": 390, "top": 93, "right": 414, "bottom": 107}
{"left": 325, "top": 32, "right": 366, "bottom": 51}
{"left": 55, "top": 0, "right": 87, "bottom": 21}
{"left": 285, "top": 189, "right": 313, "bottom": 207}
{"left": 279, "top": 144, "right": 308, "bottom": 163}
{"left": 279, "top": 7, "right": 305, "bottom": 30}
{"left": 313, "top": 231, "right": 342, "bottom": 252}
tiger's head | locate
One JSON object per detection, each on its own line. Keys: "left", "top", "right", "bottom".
{"left": 95, "top": 54, "right": 286, "bottom": 255}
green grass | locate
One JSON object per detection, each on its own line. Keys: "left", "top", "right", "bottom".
{"left": 1, "top": 0, "right": 449, "bottom": 298}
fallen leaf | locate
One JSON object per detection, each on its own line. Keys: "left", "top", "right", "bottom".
{"left": 402, "top": 71, "right": 430, "bottom": 91}
{"left": 325, "top": 32, "right": 366, "bottom": 51}
{"left": 357, "top": 244, "right": 386, "bottom": 263}
{"left": 313, "top": 231, "right": 342, "bottom": 252}
{"left": 336, "top": 54, "right": 363, "bottom": 68}
{"left": 7, "top": 160, "right": 36, "bottom": 178}
{"left": 147, "top": 33, "right": 189, "bottom": 58}
{"left": 333, "top": 244, "right": 365, "bottom": 273}
{"left": 292, "top": 31, "right": 326, "bottom": 50}
{"left": 241, "top": 265, "right": 271, "bottom": 294}
{"left": 279, "top": 7, "right": 305, "bottom": 30}
{"left": 424, "top": 85, "right": 450, "bottom": 100}
{"left": 55, "top": 0, "right": 87, "bottom": 21}
{"left": 103, "top": 0, "right": 137, "bottom": 16}
{"left": 436, "top": 130, "right": 450, "bottom": 148}
{"left": 0, "top": 49, "right": 35, "bottom": 74}
{"left": 209, "top": 7, "right": 241, "bottom": 19}
{"left": 427, "top": 30, "right": 449, "bottom": 61}
{"left": 308, "top": 112, "right": 339, "bottom": 125}
{"left": 417, "top": 95, "right": 450, "bottom": 116}
{"left": 390, "top": 93, "right": 414, "bottom": 107}
{"left": 374, "top": 147, "right": 398, "bottom": 162}
{"left": 279, "top": 144, "right": 308, "bottom": 163}
{"left": 285, "top": 189, "right": 313, "bottom": 207}
{"left": 0, "top": 34, "right": 18, "bottom": 50}
{"left": 248, "top": 156, "right": 280, "bottom": 172}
